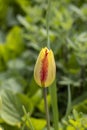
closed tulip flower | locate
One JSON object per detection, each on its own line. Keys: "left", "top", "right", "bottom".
{"left": 34, "top": 47, "right": 56, "bottom": 87}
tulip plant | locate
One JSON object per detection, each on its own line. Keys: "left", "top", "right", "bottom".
{"left": 34, "top": 47, "right": 56, "bottom": 130}
{"left": 34, "top": 0, "right": 59, "bottom": 130}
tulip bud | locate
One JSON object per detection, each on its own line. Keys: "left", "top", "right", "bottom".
{"left": 34, "top": 47, "right": 56, "bottom": 87}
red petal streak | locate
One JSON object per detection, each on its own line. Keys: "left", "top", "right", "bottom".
{"left": 40, "top": 49, "right": 48, "bottom": 85}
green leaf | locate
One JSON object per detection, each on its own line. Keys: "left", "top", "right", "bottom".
{"left": 1, "top": 123, "right": 21, "bottom": 130}
{"left": 37, "top": 95, "right": 51, "bottom": 113}
{"left": 0, "top": 78, "right": 23, "bottom": 93}
{"left": 59, "top": 76, "right": 80, "bottom": 87}
{"left": 66, "top": 125, "right": 75, "bottom": 130}
{"left": 31, "top": 89, "right": 42, "bottom": 107}
{"left": 0, "top": 89, "right": 23, "bottom": 126}
{"left": 7, "top": 59, "right": 26, "bottom": 70}
{"left": 30, "top": 117, "right": 46, "bottom": 130}
{"left": 17, "top": 93, "right": 33, "bottom": 115}
{"left": 6, "top": 26, "right": 24, "bottom": 58}
{"left": 27, "top": 77, "right": 39, "bottom": 97}
{"left": 0, "top": 96, "right": 2, "bottom": 110}
{"left": 49, "top": 80, "right": 59, "bottom": 130}
{"left": 43, "top": 127, "right": 54, "bottom": 130}
{"left": 73, "top": 99, "right": 87, "bottom": 114}
{"left": 72, "top": 92, "right": 87, "bottom": 107}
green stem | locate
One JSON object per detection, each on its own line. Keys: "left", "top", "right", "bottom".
{"left": 46, "top": 0, "right": 51, "bottom": 49}
{"left": 43, "top": 88, "right": 50, "bottom": 130}
{"left": 46, "top": 0, "right": 59, "bottom": 129}
{"left": 65, "top": 85, "right": 71, "bottom": 119}
{"left": 22, "top": 106, "right": 35, "bottom": 130}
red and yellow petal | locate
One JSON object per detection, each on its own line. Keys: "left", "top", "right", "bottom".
{"left": 34, "top": 47, "right": 56, "bottom": 87}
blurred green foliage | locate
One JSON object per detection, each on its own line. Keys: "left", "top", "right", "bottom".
{"left": 0, "top": 0, "right": 87, "bottom": 129}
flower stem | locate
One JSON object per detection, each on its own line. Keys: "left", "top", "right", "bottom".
{"left": 43, "top": 88, "right": 50, "bottom": 130}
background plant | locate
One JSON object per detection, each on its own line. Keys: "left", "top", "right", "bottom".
{"left": 0, "top": 0, "right": 87, "bottom": 130}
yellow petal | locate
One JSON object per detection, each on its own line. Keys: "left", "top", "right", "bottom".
{"left": 34, "top": 47, "right": 56, "bottom": 87}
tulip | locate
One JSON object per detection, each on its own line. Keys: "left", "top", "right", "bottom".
{"left": 34, "top": 47, "right": 56, "bottom": 87}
